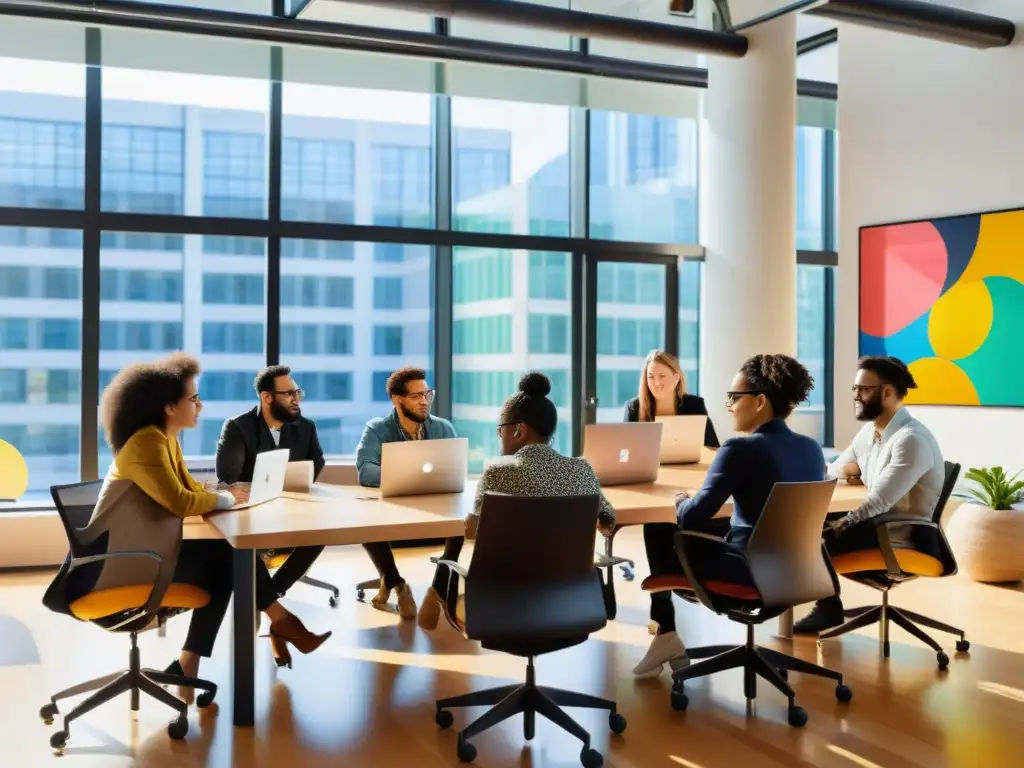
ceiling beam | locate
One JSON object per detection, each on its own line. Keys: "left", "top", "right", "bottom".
{"left": 798, "top": 28, "right": 838, "bottom": 56}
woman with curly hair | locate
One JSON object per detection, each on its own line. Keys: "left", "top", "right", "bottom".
{"left": 99, "top": 353, "right": 330, "bottom": 699}
{"left": 633, "top": 353, "right": 825, "bottom": 678}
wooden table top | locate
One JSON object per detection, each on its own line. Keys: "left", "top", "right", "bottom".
{"left": 191, "top": 459, "right": 868, "bottom": 549}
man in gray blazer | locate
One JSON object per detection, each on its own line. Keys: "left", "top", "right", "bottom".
{"left": 795, "top": 356, "right": 945, "bottom": 634}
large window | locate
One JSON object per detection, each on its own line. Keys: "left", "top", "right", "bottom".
{"left": 98, "top": 233, "right": 267, "bottom": 473}
{"left": 0, "top": 227, "right": 82, "bottom": 498}
{"left": 795, "top": 265, "right": 830, "bottom": 444}
{"left": 452, "top": 249, "right": 573, "bottom": 472}
{"left": 281, "top": 240, "right": 433, "bottom": 456}
{"left": 797, "top": 126, "right": 826, "bottom": 251}
{"left": 452, "top": 98, "right": 568, "bottom": 237}
{"left": 679, "top": 259, "right": 701, "bottom": 394}
{"left": 590, "top": 111, "right": 699, "bottom": 243}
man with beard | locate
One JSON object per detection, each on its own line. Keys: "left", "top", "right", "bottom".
{"left": 355, "top": 366, "right": 463, "bottom": 622}
{"left": 794, "top": 356, "right": 945, "bottom": 634}
{"left": 215, "top": 365, "right": 326, "bottom": 599}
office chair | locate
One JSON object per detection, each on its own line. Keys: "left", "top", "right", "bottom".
{"left": 819, "top": 461, "right": 967, "bottom": 669}
{"left": 434, "top": 493, "right": 626, "bottom": 767}
{"left": 192, "top": 465, "right": 342, "bottom": 608}
{"left": 39, "top": 481, "right": 217, "bottom": 754}
{"left": 593, "top": 525, "right": 636, "bottom": 621}
{"left": 643, "top": 480, "right": 851, "bottom": 727}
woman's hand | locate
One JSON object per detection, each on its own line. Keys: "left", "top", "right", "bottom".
{"left": 228, "top": 484, "right": 250, "bottom": 505}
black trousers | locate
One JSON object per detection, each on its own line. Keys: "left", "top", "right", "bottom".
{"left": 266, "top": 545, "right": 325, "bottom": 597}
{"left": 643, "top": 518, "right": 753, "bottom": 634}
{"left": 172, "top": 539, "right": 277, "bottom": 658}
{"left": 365, "top": 537, "right": 465, "bottom": 592}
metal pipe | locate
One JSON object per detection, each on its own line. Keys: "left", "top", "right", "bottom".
{"left": 808, "top": 0, "right": 1015, "bottom": 49}
{"left": 320, "top": 0, "right": 748, "bottom": 56}
{"left": 797, "top": 28, "right": 838, "bottom": 56}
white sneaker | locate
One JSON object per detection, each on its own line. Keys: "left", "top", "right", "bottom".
{"left": 632, "top": 627, "right": 690, "bottom": 678}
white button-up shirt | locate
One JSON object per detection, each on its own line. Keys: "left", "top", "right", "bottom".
{"left": 828, "top": 407, "right": 945, "bottom": 526}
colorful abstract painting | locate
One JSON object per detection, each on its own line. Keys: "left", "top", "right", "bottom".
{"left": 859, "top": 208, "right": 1024, "bottom": 407}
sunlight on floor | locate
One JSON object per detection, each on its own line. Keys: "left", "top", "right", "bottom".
{"left": 825, "top": 745, "right": 885, "bottom": 768}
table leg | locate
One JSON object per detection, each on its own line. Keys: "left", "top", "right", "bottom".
{"left": 232, "top": 547, "right": 256, "bottom": 727}
{"left": 776, "top": 607, "right": 794, "bottom": 639}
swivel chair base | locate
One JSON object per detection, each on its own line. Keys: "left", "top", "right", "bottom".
{"left": 673, "top": 626, "right": 851, "bottom": 727}
{"left": 436, "top": 656, "right": 626, "bottom": 767}
{"left": 40, "top": 630, "right": 217, "bottom": 754}
{"left": 818, "top": 591, "right": 969, "bottom": 670}
{"left": 300, "top": 574, "right": 340, "bottom": 607}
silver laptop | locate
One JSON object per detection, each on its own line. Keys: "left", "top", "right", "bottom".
{"left": 582, "top": 422, "right": 663, "bottom": 486}
{"left": 656, "top": 415, "right": 708, "bottom": 465}
{"left": 380, "top": 437, "right": 469, "bottom": 498}
{"left": 233, "top": 448, "right": 290, "bottom": 509}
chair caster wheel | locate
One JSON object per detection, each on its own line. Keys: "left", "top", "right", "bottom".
{"left": 788, "top": 705, "right": 808, "bottom": 728}
{"left": 456, "top": 738, "right": 477, "bottom": 763}
{"left": 356, "top": 589, "right": 365, "bottom": 601}
{"left": 581, "top": 747, "right": 604, "bottom": 768}
{"left": 620, "top": 565, "right": 635, "bottom": 582}
{"left": 329, "top": 595, "right": 338, "bottom": 608}
{"left": 50, "top": 729, "right": 69, "bottom": 753}
{"left": 40, "top": 702, "right": 58, "bottom": 724}
{"left": 956, "top": 639, "right": 970, "bottom": 653}
{"left": 609, "top": 712, "right": 627, "bottom": 734}
{"left": 835, "top": 684, "right": 852, "bottom": 703}
{"left": 435, "top": 709, "right": 454, "bottom": 729}
{"left": 196, "top": 688, "right": 217, "bottom": 709}
{"left": 168, "top": 713, "right": 189, "bottom": 740}
{"left": 670, "top": 689, "right": 689, "bottom": 711}
{"left": 937, "top": 652, "right": 949, "bottom": 670}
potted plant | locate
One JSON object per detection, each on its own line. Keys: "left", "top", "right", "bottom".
{"left": 946, "top": 466, "right": 1024, "bottom": 583}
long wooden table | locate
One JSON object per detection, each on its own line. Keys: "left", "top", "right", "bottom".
{"left": 189, "top": 466, "right": 867, "bottom": 727}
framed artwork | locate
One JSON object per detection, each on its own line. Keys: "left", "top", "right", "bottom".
{"left": 859, "top": 206, "right": 1024, "bottom": 407}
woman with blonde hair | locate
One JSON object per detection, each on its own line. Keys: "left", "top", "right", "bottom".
{"left": 624, "top": 350, "right": 719, "bottom": 448}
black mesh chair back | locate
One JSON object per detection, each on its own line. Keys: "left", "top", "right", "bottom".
{"left": 464, "top": 493, "right": 607, "bottom": 643}
{"left": 745, "top": 479, "right": 839, "bottom": 609}
{"left": 933, "top": 461, "right": 962, "bottom": 524}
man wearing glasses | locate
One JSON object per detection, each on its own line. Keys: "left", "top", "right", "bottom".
{"left": 355, "top": 367, "right": 462, "bottom": 622}
{"left": 215, "top": 365, "right": 326, "bottom": 599}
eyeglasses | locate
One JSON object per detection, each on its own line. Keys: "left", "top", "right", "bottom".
{"left": 851, "top": 385, "right": 881, "bottom": 395}
{"left": 495, "top": 421, "right": 518, "bottom": 437}
{"left": 404, "top": 389, "right": 435, "bottom": 403}
{"left": 273, "top": 388, "right": 304, "bottom": 400}
{"left": 725, "top": 390, "right": 764, "bottom": 406}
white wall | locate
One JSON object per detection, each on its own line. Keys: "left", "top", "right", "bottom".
{"left": 836, "top": 0, "right": 1024, "bottom": 472}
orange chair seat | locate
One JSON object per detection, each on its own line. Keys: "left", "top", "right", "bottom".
{"left": 831, "top": 548, "right": 944, "bottom": 577}
{"left": 264, "top": 553, "right": 289, "bottom": 569}
{"left": 641, "top": 573, "right": 760, "bottom": 601}
{"left": 70, "top": 583, "right": 211, "bottom": 621}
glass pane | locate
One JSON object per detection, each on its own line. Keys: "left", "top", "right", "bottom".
{"left": 590, "top": 111, "right": 699, "bottom": 243}
{"left": 452, "top": 0, "right": 571, "bottom": 49}
{"left": 0, "top": 226, "right": 83, "bottom": 500}
{"left": 283, "top": 84, "right": 433, "bottom": 228}
{"left": 452, "top": 97, "right": 569, "bottom": 237}
{"left": 102, "top": 65, "right": 269, "bottom": 233}
{"left": 795, "top": 265, "right": 828, "bottom": 444}
{"left": 98, "top": 233, "right": 267, "bottom": 475}
{"left": 678, "top": 260, "right": 701, "bottom": 395}
{"left": 580, "top": 0, "right": 707, "bottom": 67}
{"left": 297, "top": 1, "right": 433, "bottom": 30}
{"left": 281, "top": 240, "right": 433, "bottom": 457}
{"left": 452, "top": 248, "right": 573, "bottom": 473}
{"left": 595, "top": 261, "right": 666, "bottom": 423}
{"left": 0, "top": 57, "right": 85, "bottom": 210}
{"left": 797, "top": 126, "right": 825, "bottom": 250}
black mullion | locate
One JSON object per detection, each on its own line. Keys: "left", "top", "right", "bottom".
{"left": 431, "top": 16, "right": 453, "bottom": 420}
{"left": 80, "top": 27, "right": 102, "bottom": 483}
{"left": 266, "top": 45, "right": 283, "bottom": 366}
{"left": 579, "top": 252, "right": 598, "bottom": 453}
{"left": 569, "top": 36, "right": 589, "bottom": 454}
{"left": 570, "top": 250, "right": 584, "bottom": 456}
{"left": 822, "top": 129, "right": 837, "bottom": 446}
{"left": 665, "top": 258, "right": 679, "bottom": 356}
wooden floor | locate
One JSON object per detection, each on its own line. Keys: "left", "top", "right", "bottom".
{"left": 2, "top": 528, "right": 1022, "bottom": 768}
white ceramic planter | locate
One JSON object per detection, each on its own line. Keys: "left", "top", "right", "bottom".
{"left": 945, "top": 502, "right": 1024, "bottom": 583}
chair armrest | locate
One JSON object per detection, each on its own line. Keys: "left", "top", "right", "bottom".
{"left": 70, "top": 549, "right": 170, "bottom": 621}
{"left": 679, "top": 531, "right": 728, "bottom": 545}
{"left": 867, "top": 514, "right": 940, "bottom": 577}
{"left": 870, "top": 512, "right": 937, "bottom": 527}
{"left": 674, "top": 531, "right": 754, "bottom": 615}
{"left": 437, "top": 559, "right": 468, "bottom": 579}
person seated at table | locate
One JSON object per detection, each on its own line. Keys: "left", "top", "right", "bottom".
{"left": 355, "top": 366, "right": 464, "bottom": 622}
{"left": 96, "top": 354, "right": 330, "bottom": 697}
{"left": 624, "top": 349, "right": 720, "bottom": 449}
{"left": 794, "top": 356, "right": 945, "bottom": 635}
{"left": 419, "top": 372, "right": 616, "bottom": 630}
{"left": 634, "top": 353, "right": 824, "bottom": 678}
{"left": 215, "top": 365, "right": 326, "bottom": 604}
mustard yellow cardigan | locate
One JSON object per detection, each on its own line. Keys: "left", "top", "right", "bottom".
{"left": 110, "top": 426, "right": 218, "bottom": 519}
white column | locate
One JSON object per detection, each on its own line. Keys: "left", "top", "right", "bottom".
{"left": 701, "top": 5, "right": 797, "bottom": 440}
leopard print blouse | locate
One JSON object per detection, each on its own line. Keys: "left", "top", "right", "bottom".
{"left": 471, "top": 443, "right": 616, "bottom": 531}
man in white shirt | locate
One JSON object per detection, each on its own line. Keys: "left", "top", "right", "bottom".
{"left": 794, "top": 356, "right": 945, "bottom": 634}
